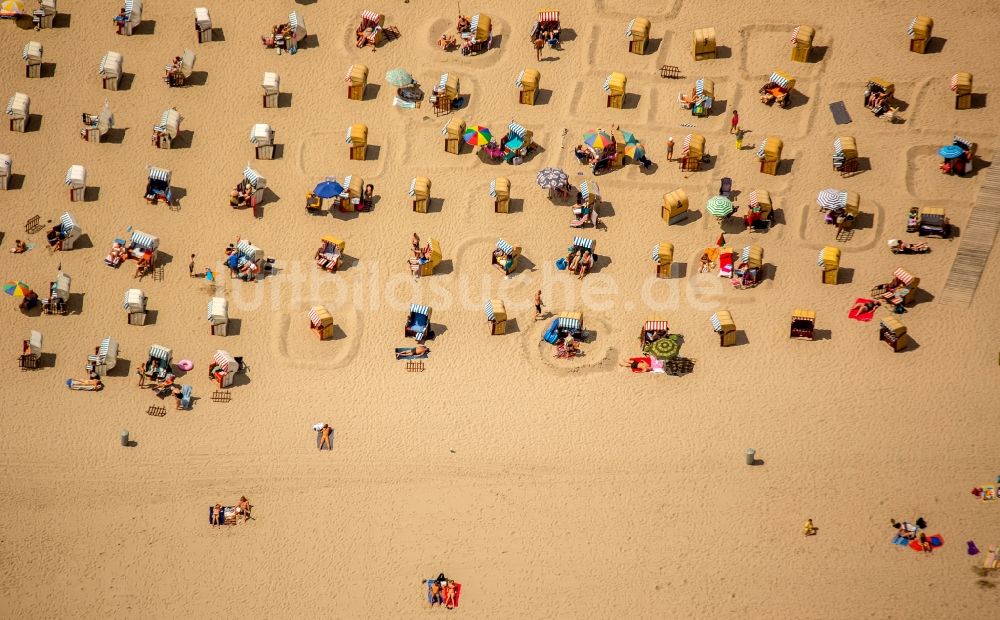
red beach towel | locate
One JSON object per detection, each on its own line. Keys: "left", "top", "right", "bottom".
{"left": 848, "top": 298, "right": 877, "bottom": 322}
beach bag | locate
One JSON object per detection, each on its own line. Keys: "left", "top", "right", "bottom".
{"left": 555, "top": 258, "right": 567, "bottom": 270}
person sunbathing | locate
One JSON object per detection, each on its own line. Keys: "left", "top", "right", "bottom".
{"left": 574, "top": 145, "right": 590, "bottom": 163}
{"left": 620, "top": 358, "right": 651, "bottom": 372}
{"left": 395, "top": 345, "right": 428, "bottom": 359}
{"left": 889, "top": 239, "right": 929, "bottom": 253}
{"left": 318, "top": 424, "right": 333, "bottom": 450}
{"left": 408, "top": 257, "right": 422, "bottom": 279}
{"left": 237, "top": 496, "right": 251, "bottom": 522}
{"left": 411, "top": 233, "right": 421, "bottom": 256}
{"left": 211, "top": 503, "right": 222, "bottom": 528}
{"left": 9, "top": 239, "right": 26, "bottom": 253}
{"left": 134, "top": 255, "right": 151, "bottom": 278}
{"left": 699, "top": 253, "right": 712, "bottom": 273}
{"left": 437, "top": 33, "right": 456, "bottom": 49}
{"left": 443, "top": 582, "right": 457, "bottom": 609}
{"left": 851, "top": 300, "right": 881, "bottom": 315}
{"left": 456, "top": 15, "right": 470, "bottom": 33}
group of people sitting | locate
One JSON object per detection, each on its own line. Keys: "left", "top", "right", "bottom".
{"left": 406, "top": 233, "right": 434, "bottom": 280}
{"left": 571, "top": 194, "right": 600, "bottom": 229}
{"left": 230, "top": 183, "right": 255, "bottom": 209}
{"left": 864, "top": 88, "right": 891, "bottom": 115}
{"left": 355, "top": 24, "right": 380, "bottom": 49}
{"left": 758, "top": 83, "right": 790, "bottom": 107}
{"left": 530, "top": 23, "right": 562, "bottom": 49}
{"left": 426, "top": 574, "right": 459, "bottom": 609}
{"left": 210, "top": 496, "right": 251, "bottom": 527}
{"left": 105, "top": 240, "right": 153, "bottom": 277}
{"left": 492, "top": 248, "right": 515, "bottom": 274}
{"left": 891, "top": 518, "right": 932, "bottom": 552}
{"left": 224, "top": 244, "right": 260, "bottom": 282}
{"left": 565, "top": 248, "right": 594, "bottom": 279}
{"left": 45, "top": 225, "right": 66, "bottom": 252}
{"left": 41, "top": 282, "right": 66, "bottom": 315}
{"left": 574, "top": 141, "right": 617, "bottom": 174}
{"left": 261, "top": 23, "right": 296, "bottom": 54}
{"left": 163, "top": 56, "right": 185, "bottom": 87}
{"left": 554, "top": 335, "right": 579, "bottom": 358}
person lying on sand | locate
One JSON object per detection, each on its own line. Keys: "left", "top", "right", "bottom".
{"left": 211, "top": 503, "right": 222, "bottom": 528}
{"left": 395, "top": 345, "right": 428, "bottom": 359}
{"left": 620, "top": 358, "right": 651, "bottom": 372}
{"left": 850, "top": 300, "right": 880, "bottom": 315}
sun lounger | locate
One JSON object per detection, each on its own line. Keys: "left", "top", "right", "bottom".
{"left": 177, "top": 385, "right": 192, "bottom": 409}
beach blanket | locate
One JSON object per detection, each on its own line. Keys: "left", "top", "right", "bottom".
{"left": 425, "top": 580, "right": 461, "bottom": 608}
{"left": 393, "top": 96, "right": 416, "bottom": 109}
{"left": 628, "top": 357, "right": 666, "bottom": 374}
{"left": 395, "top": 347, "right": 429, "bottom": 360}
{"left": 66, "top": 378, "right": 103, "bottom": 391}
{"left": 208, "top": 506, "right": 238, "bottom": 525}
{"left": 829, "top": 101, "right": 852, "bottom": 125}
{"left": 849, "top": 298, "right": 878, "bottom": 322}
{"left": 909, "top": 534, "right": 943, "bottom": 551}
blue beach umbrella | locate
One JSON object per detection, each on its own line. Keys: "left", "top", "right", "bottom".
{"left": 938, "top": 145, "right": 964, "bottom": 159}
{"left": 314, "top": 179, "right": 344, "bottom": 199}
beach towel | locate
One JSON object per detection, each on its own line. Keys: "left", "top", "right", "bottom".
{"left": 393, "top": 96, "right": 416, "bottom": 109}
{"left": 829, "top": 101, "right": 852, "bottom": 125}
{"left": 208, "top": 506, "right": 237, "bottom": 525}
{"left": 425, "top": 580, "right": 461, "bottom": 608}
{"left": 849, "top": 298, "right": 878, "bottom": 322}
{"left": 66, "top": 378, "right": 102, "bottom": 391}
{"left": 983, "top": 485, "right": 996, "bottom": 501}
{"left": 718, "top": 252, "right": 734, "bottom": 277}
{"left": 395, "top": 347, "right": 429, "bottom": 360}
{"left": 892, "top": 535, "right": 911, "bottom": 546}
{"left": 984, "top": 547, "right": 999, "bottom": 569}
{"left": 909, "top": 534, "right": 944, "bottom": 551}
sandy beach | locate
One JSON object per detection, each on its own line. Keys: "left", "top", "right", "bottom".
{"left": 2, "top": 1, "right": 1000, "bottom": 617}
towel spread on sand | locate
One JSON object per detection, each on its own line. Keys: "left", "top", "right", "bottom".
{"left": 830, "top": 101, "right": 852, "bottom": 125}
{"left": 849, "top": 298, "right": 878, "bottom": 322}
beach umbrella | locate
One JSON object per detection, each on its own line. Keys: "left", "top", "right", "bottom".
{"left": 816, "top": 188, "right": 846, "bottom": 210}
{"left": 621, "top": 130, "right": 639, "bottom": 145}
{"left": 938, "top": 145, "right": 964, "bottom": 159}
{"left": 3, "top": 281, "right": 31, "bottom": 297}
{"left": 536, "top": 167, "right": 568, "bottom": 189}
{"left": 0, "top": 0, "right": 26, "bottom": 17}
{"left": 706, "top": 196, "right": 734, "bottom": 218}
{"left": 463, "top": 125, "right": 492, "bottom": 146}
{"left": 623, "top": 143, "right": 645, "bottom": 160}
{"left": 385, "top": 68, "right": 413, "bottom": 87}
{"left": 647, "top": 335, "right": 681, "bottom": 360}
{"left": 582, "top": 130, "right": 613, "bottom": 151}
{"left": 314, "top": 179, "right": 344, "bottom": 199}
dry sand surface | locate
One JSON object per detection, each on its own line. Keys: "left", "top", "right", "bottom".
{"left": 2, "top": 0, "right": 1000, "bottom": 617}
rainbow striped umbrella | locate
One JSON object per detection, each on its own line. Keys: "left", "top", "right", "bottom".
{"left": 582, "top": 130, "right": 613, "bottom": 151}
{"left": 623, "top": 143, "right": 646, "bottom": 160}
{"left": 463, "top": 125, "right": 492, "bottom": 146}
{"left": 3, "top": 281, "right": 31, "bottom": 297}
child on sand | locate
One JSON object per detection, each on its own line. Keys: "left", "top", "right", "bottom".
{"left": 803, "top": 519, "right": 817, "bottom": 536}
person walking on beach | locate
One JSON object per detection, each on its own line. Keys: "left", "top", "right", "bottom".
{"left": 730, "top": 110, "right": 740, "bottom": 134}
{"left": 534, "top": 36, "right": 544, "bottom": 61}
{"left": 666, "top": 137, "right": 674, "bottom": 161}
{"left": 534, "top": 290, "right": 545, "bottom": 319}
{"left": 189, "top": 254, "right": 196, "bottom": 277}
{"left": 735, "top": 128, "right": 745, "bottom": 151}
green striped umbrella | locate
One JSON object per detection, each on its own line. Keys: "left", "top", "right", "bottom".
{"left": 706, "top": 196, "right": 734, "bottom": 218}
